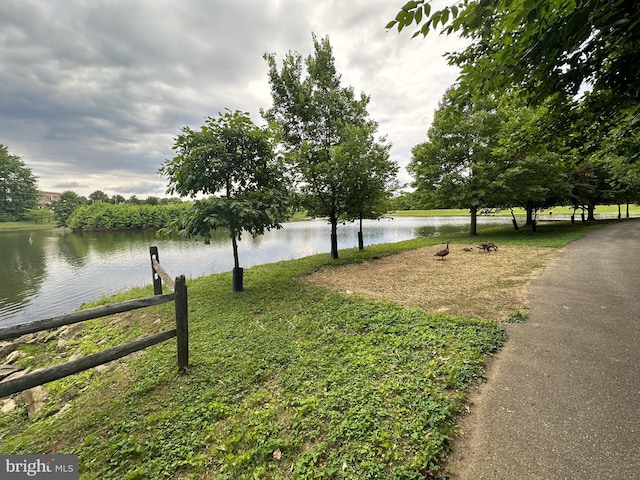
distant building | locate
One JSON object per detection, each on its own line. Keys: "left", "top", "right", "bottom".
{"left": 38, "top": 191, "right": 62, "bottom": 206}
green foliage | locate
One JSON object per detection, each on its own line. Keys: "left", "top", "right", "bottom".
{"left": 52, "top": 190, "right": 88, "bottom": 227}
{"left": 25, "top": 208, "right": 53, "bottom": 224}
{"left": 389, "top": 0, "right": 640, "bottom": 110}
{"left": 67, "top": 203, "right": 190, "bottom": 230}
{"left": 263, "top": 34, "right": 398, "bottom": 258}
{"left": 503, "top": 310, "right": 528, "bottom": 324}
{"left": 0, "top": 238, "right": 510, "bottom": 479}
{"left": 0, "top": 144, "right": 39, "bottom": 221}
{"left": 159, "top": 109, "right": 292, "bottom": 270}
{"left": 89, "top": 190, "right": 110, "bottom": 204}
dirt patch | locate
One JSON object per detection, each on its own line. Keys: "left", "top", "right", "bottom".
{"left": 302, "top": 243, "right": 556, "bottom": 321}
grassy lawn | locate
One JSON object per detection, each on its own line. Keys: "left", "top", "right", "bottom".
{"left": 389, "top": 204, "right": 640, "bottom": 218}
{"left": 0, "top": 221, "right": 57, "bottom": 230}
{"left": 0, "top": 219, "right": 623, "bottom": 479}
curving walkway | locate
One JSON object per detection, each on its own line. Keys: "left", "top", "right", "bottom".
{"left": 449, "top": 220, "right": 640, "bottom": 479}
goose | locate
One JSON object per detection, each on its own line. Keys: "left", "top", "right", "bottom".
{"left": 434, "top": 241, "right": 450, "bottom": 260}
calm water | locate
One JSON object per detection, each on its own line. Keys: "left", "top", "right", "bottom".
{"left": 1, "top": 216, "right": 510, "bottom": 326}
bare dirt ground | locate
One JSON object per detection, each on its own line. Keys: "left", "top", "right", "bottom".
{"left": 303, "top": 242, "right": 557, "bottom": 321}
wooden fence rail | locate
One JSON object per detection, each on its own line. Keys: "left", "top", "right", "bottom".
{"left": 0, "top": 247, "right": 188, "bottom": 398}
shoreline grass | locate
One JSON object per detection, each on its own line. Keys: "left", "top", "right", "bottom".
{"left": 0, "top": 219, "right": 629, "bottom": 479}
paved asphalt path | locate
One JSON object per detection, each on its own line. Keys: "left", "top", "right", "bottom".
{"left": 449, "top": 220, "right": 640, "bottom": 479}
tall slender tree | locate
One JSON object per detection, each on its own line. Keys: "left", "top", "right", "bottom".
{"left": 263, "top": 34, "right": 397, "bottom": 258}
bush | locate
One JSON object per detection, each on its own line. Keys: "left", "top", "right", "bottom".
{"left": 67, "top": 203, "right": 191, "bottom": 231}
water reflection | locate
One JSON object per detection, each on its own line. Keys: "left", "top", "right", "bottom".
{"left": 0, "top": 230, "right": 48, "bottom": 317}
{"left": 0, "top": 216, "right": 510, "bottom": 326}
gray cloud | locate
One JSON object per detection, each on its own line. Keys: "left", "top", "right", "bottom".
{"left": 1, "top": 0, "right": 465, "bottom": 196}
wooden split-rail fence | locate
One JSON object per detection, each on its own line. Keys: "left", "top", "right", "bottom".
{"left": 0, "top": 246, "right": 188, "bottom": 398}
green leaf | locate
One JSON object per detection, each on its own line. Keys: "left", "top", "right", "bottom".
{"left": 415, "top": 6, "right": 423, "bottom": 25}
{"left": 401, "top": 1, "right": 418, "bottom": 11}
{"left": 441, "top": 8, "right": 450, "bottom": 25}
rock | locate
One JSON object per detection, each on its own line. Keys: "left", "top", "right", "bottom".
{"left": 57, "top": 323, "right": 85, "bottom": 349}
{"left": 54, "top": 403, "right": 73, "bottom": 417}
{"left": 16, "top": 333, "right": 38, "bottom": 344}
{"left": 2, "top": 369, "right": 27, "bottom": 383}
{"left": 1, "top": 398, "right": 17, "bottom": 414}
{"left": 18, "top": 386, "right": 49, "bottom": 419}
{"left": 0, "top": 365, "right": 22, "bottom": 381}
{"left": 0, "top": 341, "right": 17, "bottom": 358}
{"left": 5, "top": 350, "right": 26, "bottom": 364}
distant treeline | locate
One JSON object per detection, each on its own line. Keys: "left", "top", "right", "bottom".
{"left": 67, "top": 203, "right": 192, "bottom": 231}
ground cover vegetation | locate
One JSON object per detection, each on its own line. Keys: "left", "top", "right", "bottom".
{"left": 0, "top": 220, "right": 612, "bottom": 479}
{"left": 390, "top": 0, "right": 640, "bottom": 231}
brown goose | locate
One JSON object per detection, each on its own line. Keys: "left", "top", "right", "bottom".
{"left": 434, "top": 241, "right": 450, "bottom": 260}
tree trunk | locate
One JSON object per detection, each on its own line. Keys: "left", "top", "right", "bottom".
{"left": 330, "top": 216, "right": 339, "bottom": 259}
{"left": 618, "top": 204, "right": 622, "bottom": 219}
{"left": 627, "top": 203, "right": 630, "bottom": 218}
{"left": 358, "top": 215, "right": 364, "bottom": 251}
{"left": 525, "top": 204, "right": 534, "bottom": 226}
{"left": 510, "top": 209, "right": 519, "bottom": 231}
{"left": 469, "top": 206, "right": 478, "bottom": 236}
{"left": 230, "top": 228, "right": 243, "bottom": 291}
{"left": 587, "top": 204, "right": 596, "bottom": 221}
{"left": 231, "top": 229, "right": 240, "bottom": 269}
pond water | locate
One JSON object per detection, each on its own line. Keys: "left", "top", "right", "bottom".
{"left": 0, "top": 216, "right": 511, "bottom": 326}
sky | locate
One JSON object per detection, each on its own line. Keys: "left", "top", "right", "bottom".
{"left": 1, "top": 0, "right": 468, "bottom": 199}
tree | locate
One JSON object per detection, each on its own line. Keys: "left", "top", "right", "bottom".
{"left": 338, "top": 123, "right": 397, "bottom": 250}
{"left": 111, "top": 194, "right": 126, "bottom": 204}
{"left": 89, "top": 190, "right": 110, "bottom": 204}
{"left": 263, "top": 34, "right": 397, "bottom": 258}
{"left": 388, "top": 1, "right": 640, "bottom": 111}
{"left": 158, "top": 109, "right": 292, "bottom": 291}
{"left": 490, "top": 98, "right": 571, "bottom": 227}
{"left": 0, "top": 144, "right": 39, "bottom": 221}
{"left": 52, "top": 190, "right": 88, "bottom": 227}
{"left": 408, "top": 87, "right": 504, "bottom": 235}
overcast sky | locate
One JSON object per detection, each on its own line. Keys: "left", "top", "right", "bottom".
{"left": 1, "top": 0, "right": 467, "bottom": 198}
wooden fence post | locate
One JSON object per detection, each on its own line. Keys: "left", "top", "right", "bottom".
{"left": 174, "top": 274, "right": 189, "bottom": 369}
{"left": 150, "top": 246, "right": 163, "bottom": 295}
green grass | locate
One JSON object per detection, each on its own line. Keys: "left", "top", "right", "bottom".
{"left": 0, "top": 221, "right": 57, "bottom": 230}
{"left": 389, "top": 204, "right": 640, "bottom": 218}
{"left": 0, "top": 219, "right": 626, "bottom": 479}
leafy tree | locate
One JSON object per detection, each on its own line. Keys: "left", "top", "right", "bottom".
{"left": 388, "top": 0, "right": 640, "bottom": 110}
{"left": 26, "top": 208, "right": 52, "bottom": 223}
{"left": 263, "top": 34, "right": 397, "bottom": 258}
{"left": 408, "top": 87, "right": 505, "bottom": 235}
{"left": 0, "top": 144, "right": 39, "bottom": 221}
{"left": 52, "top": 190, "right": 88, "bottom": 227}
{"left": 158, "top": 109, "right": 292, "bottom": 291}
{"left": 490, "top": 98, "right": 571, "bottom": 226}
{"left": 127, "top": 195, "right": 142, "bottom": 205}
{"left": 338, "top": 124, "right": 397, "bottom": 250}
{"left": 111, "top": 194, "right": 126, "bottom": 204}
{"left": 89, "top": 190, "right": 110, "bottom": 204}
